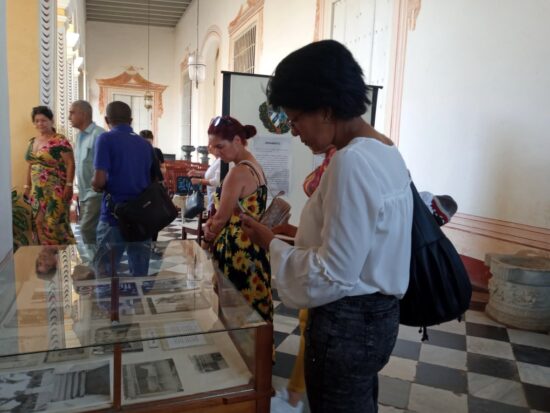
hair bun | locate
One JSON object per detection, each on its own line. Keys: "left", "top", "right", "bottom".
{"left": 243, "top": 125, "right": 257, "bottom": 139}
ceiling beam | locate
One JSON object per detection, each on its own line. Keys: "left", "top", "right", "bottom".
{"left": 86, "top": 13, "right": 179, "bottom": 24}
{"left": 87, "top": 16, "right": 176, "bottom": 28}
{"left": 87, "top": 0, "right": 190, "bottom": 11}
{"left": 87, "top": 6, "right": 183, "bottom": 19}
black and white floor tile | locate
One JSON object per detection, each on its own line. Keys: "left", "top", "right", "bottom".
{"left": 74, "top": 220, "right": 550, "bottom": 413}
{"left": 270, "top": 294, "right": 550, "bottom": 413}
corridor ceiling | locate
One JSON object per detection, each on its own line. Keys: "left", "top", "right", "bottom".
{"left": 86, "top": 0, "right": 192, "bottom": 28}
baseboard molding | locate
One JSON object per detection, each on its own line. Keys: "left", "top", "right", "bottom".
{"left": 460, "top": 255, "right": 490, "bottom": 292}
{"left": 445, "top": 213, "right": 550, "bottom": 254}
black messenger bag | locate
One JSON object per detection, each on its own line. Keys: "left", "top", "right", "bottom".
{"left": 109, "top": 182, "right": 178, "bottom": 242}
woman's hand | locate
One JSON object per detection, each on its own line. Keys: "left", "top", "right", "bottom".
{"left": 271, "top": 223, "right": 298, "bottom": 238}
{"left": 203, "top": 219, "right": 218, "bottom": 242}
{"left": 63, "top": 185, "right": 73, "bottom": 203}
{"left": 240, "top": 214, "right": 275, "bottom": 250}
{"left": 188, "top": 169, "right": 202, "bottom": 177}
{"left": 191, "top": 177, "right": 202, "bottom": 185}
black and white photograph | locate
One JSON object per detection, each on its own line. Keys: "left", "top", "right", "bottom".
{"left": 123, "top": 359, "right": 183, "bottom": 400}
{"left": 141, "top": 278, "right": 199, "bottom": 295}
{"left": 50, "top": 362, "right": 111, "bottom": 403}
{"left": 161, "top": 320, "right": 207, "bottom": 350}
{"left": 190, "top": 352, "right": 228, "bottom": 373}
{"left": 74, "top": 282, "right": 139, "bottom": 298}
{"left": 147, "top": 291, "right": 209, "bottom": 314}
{"left": 0, "top": 362, "right": 112, "bottom": 411}
{"left": 0, "top": 368, "right": 53, "bottom": 412}
{"left": 45, "top": 347, "right": 89, "bottom": 363}
{"left": 91, "top": 298, "right": 145, "bottom": 320}
{"left": 93, "top": 323, "right": 143, "bottom": 354}
{"left": 0, "top": 392, "right": 44, "bottom": 412}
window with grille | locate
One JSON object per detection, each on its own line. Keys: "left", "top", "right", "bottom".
{"left": 233, "top": 25, "right": 256, "bottom": 73}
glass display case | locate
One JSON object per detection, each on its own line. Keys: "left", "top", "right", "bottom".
{"left": 0, "top": 241, "right": 272, "bottom": 412}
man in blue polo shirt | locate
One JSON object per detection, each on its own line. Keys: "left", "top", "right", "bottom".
{"left": 91, "top": 101, "right": 153, "bottom": 276}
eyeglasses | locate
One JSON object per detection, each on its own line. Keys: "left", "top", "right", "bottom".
{"left": 283, "top": 111, "right": 304, "bottom": 129}
{"left": 210, "top": 116, "right": 233, "bottom": 127}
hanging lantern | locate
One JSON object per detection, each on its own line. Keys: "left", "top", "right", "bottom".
{"left": 188, "top": 52, "right": 206, "bottom": 88}
{"left": 144, "top": 90, "right": 153, "bottom": 110}
{"left": 188, "top": 0, "right": 205, "bottom": 88}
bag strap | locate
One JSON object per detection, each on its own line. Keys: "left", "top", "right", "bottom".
{"left": 237, "top": 160, "right": 287, "bottom": 200}
{"left": 238, "top": 160, "right": 267, "bottom": 186}
{"left": 104, "top": 192, "right": 119, "bottom": 219}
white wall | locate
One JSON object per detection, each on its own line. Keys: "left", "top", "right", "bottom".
{"left": 174, "top": 0, "right": 235, "bottom": 155}
{"left": 260, "top": 0, "right": 317, "bottom": 74}
{"left": 173, "top": 0, "right": 319, "bottom": 152}
{"left": 399, "top": 0, "right": 550, "bottom": 229}
{"left": 171, "top": 0, "right": 395, "bottom": 216}
{"left": 0, "top": 0, "right": 13, "bottom": 260}
{"left": 86, "top": 21, "right": 178, "bottom": 155}
{"left": 172, "top": 0, "right": 320, "bottom": 213}
{"left": 322, "top": 0, "right": 394, "bottom": 131}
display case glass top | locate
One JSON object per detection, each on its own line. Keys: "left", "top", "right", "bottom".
{"left": 0, "top": 241, "right": 266, "bottom": 358}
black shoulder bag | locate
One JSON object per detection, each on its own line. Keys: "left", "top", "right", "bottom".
{"left": 183, "top": 185, "right": 205, "bottom": 220}
{"left": 400, "top": 182, "right": 472, "bottom": 340}
{"left": 107, "top": 182, "right": 178, "bottom": 242}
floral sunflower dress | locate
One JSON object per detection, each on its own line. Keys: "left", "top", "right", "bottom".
{"left": 212, "top": 160, "right": 273, "bottom": 323}
{"left": 25, "top": 134, "right": 75, "bottom": 245}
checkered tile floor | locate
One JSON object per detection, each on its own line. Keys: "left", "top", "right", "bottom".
{"left": 272, "top": 290, "right": 550, "bottom": 413}
{"left": 75, "top": 220, "right": 550, "bottom": 413}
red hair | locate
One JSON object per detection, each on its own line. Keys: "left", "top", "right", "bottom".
{"left": 207, "top": 115, "right": 257, "bottom": 146}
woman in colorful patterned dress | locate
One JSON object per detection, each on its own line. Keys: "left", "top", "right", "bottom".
{"left": 203, "top": 115, "right": 272, "bottom": 323}
{"left": 24, "top": 106, "right": 75, "bottom": 245}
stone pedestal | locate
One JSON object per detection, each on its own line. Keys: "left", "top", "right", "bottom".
{"left": 485, "top": 251, "right": 550, "bottom": 332}
{"left": 181, "top": 145, "right": 195, "bottom": 162}
{"left": 197, "top": 146, "right": 209, "bottom": 165}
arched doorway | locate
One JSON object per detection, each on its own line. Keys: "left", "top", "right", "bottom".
{"left": 196, "top": 27, "right": 221, "bottom": 150}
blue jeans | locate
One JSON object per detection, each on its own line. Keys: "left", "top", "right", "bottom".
{"left": 305, "top": 293, "right": 399, "bottom": 413}
{"left": 95, "top": 221, "right": 151, "bottom": 277}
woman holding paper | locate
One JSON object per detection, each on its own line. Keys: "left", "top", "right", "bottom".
{"left": 202, "top": 115, "right": 273, "bottom": 323}
{"left": 241, "top": 40, "right": 413, "bottom": 413}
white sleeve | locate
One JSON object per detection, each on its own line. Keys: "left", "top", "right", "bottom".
{"left": 271, "top": 150, "right": 383, "bottom": 308}
{"left": 206, "top": 160, "right": 221, "bottom": 187}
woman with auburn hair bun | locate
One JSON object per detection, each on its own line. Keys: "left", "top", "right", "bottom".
{"left": 203, "top": 115, "right": 272, "bottom": 324}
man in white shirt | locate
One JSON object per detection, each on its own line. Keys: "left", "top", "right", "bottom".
{"left": 69, "top": 100, "right": 105, "bottom": 245}
{"left": 189, "top": 150, "right": 221, "bottom": 214}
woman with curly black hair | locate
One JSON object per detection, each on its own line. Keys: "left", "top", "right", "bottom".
{"left": 241, "top": 40, "right": 413, "bottom": 413}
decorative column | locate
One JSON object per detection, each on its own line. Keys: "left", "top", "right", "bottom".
{"left": 39, "top": 0, "right": 56, "bottom": 108}
{"left": 66, "top": 56, "right": 74, "bottom": 141}
{"left": 56, "top": 9, "right": 68, "bottom": 136}
{"left": 72, "top": 57, "right": 80, "bottom": 102}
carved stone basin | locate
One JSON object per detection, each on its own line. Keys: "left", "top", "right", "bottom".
{"left": 485, "top": 252, "right": 550, "bottom": 332}
{"left": 494, "top": 255, "right": 550, "bottom": 270}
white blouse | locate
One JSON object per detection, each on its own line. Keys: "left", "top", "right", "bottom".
{"left": 270, "top": 137, "right": 413, "bottom": 309}
{"left": 204, "top": 157, "right": 221, "bottom": 208}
